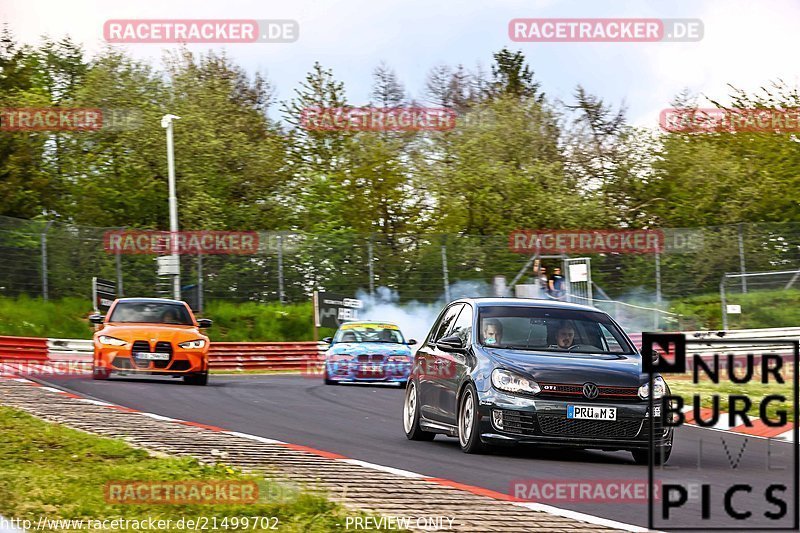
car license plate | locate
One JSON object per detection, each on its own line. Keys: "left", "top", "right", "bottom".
{"left": 134, "top": 352, "right": 170, "bottom": 361}
{"left": 567, "top": 405, "right": 617, "bottom": 420}
{"left": 361, "top": 364, "right": 382, "bottom": 373}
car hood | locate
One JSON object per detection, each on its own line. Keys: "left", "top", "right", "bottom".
{"left": 97, "top": 323, "right": 205, "bottom": 343}
{"left": 486, "top": 347, "right": 643, "bottom": 387}
{"left": 326, "top": 342, "right": 412, "bottom": 357}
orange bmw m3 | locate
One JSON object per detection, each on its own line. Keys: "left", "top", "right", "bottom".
{"left": 89, "top": 298, "right": 212, "bottom": 385}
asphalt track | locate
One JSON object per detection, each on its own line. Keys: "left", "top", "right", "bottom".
{"left": 33, "top": 373, "right": 798, "bottom": 530}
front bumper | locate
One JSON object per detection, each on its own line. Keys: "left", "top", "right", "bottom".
{"left": 477, "top": 388, "right": 672, "bottom": 451}
{"left": 94, "top": 345, "right": 208, "bottom": 376}
{"left": 326, "top": 360, "right": 411, "bottom": 383}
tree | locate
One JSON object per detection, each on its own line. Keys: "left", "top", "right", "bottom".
{"left": 487, "top": 47, "right": 542, "bottom": 102}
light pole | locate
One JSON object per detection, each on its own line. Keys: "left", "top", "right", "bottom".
{"left": 161, "top": 114, "right": 181, "bottom": 300}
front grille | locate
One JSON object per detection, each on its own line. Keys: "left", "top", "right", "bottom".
{"left": 130, "top": 340, "right": 173, "bottom": 369}
{"left": 600, "top": 386, "right": 640, "bottom": 397}
{"left": 131, "top": 341, "right": 152, "bottom": 368}
{"left": 154, "top": 341, "right": 173, "bottom": 369}
{"left": 537, "top": 415, "right": 642, "bottom": 439}
{"left": 357, "top": 354, "right": 385, "bottom": 363}
{"left": 538, "top": 383, "right": 640, "bottom": 401}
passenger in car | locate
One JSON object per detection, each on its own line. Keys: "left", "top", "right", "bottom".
{"left": 482, "top": 319, "right": 503, "bottom": 346}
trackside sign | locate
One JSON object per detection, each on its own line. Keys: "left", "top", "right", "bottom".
{"left": 509, "top": 230, "right": 664, "bottom": 254}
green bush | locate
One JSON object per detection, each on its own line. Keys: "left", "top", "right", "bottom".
{"left": 203, "top": 301, "right": 334, "bottom": 342}
{"left": 670, "top": 289, "right": 800, "bottom": 330}
{"left": 0, "top": 295, "right": 94, "bottom": 338}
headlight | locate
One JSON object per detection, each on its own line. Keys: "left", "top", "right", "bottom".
{"left": 178, "top": 339, "right": 206, "bottom": 349}
{"left": 638, "top": 376, "right": 666, "bottom": 399}
{"left": 328, "top": 354, "right": 354, "bottom": 362}
{"left": 98, "top": 335, "right": 127, "bottom": 346}
{"left": 491, "top": 369, "right": 541, "bottom": 395}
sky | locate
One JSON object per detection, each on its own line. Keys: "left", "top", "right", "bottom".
{"left": 3, "top": 0, "right": 799, "bottom": 127}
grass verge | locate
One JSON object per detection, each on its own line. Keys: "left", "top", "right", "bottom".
{"left": 668, "top": 377, "right": 796, "bottom": 424}
{"left": 0, "top": 406, "right": 398, "bottom": 532}
{"left": 0, "top": 295, "right": 335, "bottom": 341}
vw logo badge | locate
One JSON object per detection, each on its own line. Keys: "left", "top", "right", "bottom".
{"left": 582, "top": 382, "right": 599, "bottom": 399}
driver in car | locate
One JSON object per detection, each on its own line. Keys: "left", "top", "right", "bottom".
{"left": 162, "top": 308, "right": 182, "bottom": 324}
{"left": 550, "top": 321, "right": 576, "bottom": 349}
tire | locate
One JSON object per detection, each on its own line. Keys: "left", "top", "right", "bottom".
{"left": 92, "top": 365, "right": 110, "bottom": 380}
{"left": 458, "top": 382, "right": 487, "bottom": 454}
{"left": 184, "top": 372, "right": 208, "bottom": 386}
{"left": 403, "top": 380, "right": 435, "bottom": 441}
{"left": 631, "top": 445, "right": 672, "bottom": 465}
{"left": 324, "top": 368, "right": 336, "bottom": 385}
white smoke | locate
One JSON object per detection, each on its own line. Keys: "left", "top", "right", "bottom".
{"left": 355, "top": 281, "right": 492, "bottom": 343}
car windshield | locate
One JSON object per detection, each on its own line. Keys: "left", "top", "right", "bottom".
{"left": 108, "top": 302, "right": 193, "bottom": 325}
{"left": 333, "top": 323, "right": 406, "bottom": 344}
{"left": 478, "top": 306, "right": 634, "bottom": 355}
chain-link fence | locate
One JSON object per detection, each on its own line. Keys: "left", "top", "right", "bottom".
{"left": 2, "top": 216, "right": 799, "bottom": 327}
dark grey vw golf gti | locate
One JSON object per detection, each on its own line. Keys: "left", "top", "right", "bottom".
{"left": 403, "top": 298, "right": 673, "bottom": 464}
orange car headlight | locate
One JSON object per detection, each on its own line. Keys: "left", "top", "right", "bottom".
{"left": 178, "top": 339, "right": 206, "bottom": 349}
{"left": 98, "top": 335, "right": 127, "bottom": 347}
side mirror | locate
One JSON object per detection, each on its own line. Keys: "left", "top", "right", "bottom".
{"left": 89, "top": 314, "right": 105, "bottom": 324}
{"left": 436, "top": 335, "right": 465, "bottom": 352}
{"left": 407, "top": 339, "right": 417, "bottom": 346}
{"left": 322, "top": 337, "right": 333, "bottom": 344}
{"left": 197, "top": 318, "right": 212, "bottom": 328}
{"left": 651, "top": 347, "right": 662, "bottom": 365}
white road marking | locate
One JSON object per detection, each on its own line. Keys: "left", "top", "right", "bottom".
{"left": 339, "top": 458, "right": 428, "bottom": 478}
{"left": 76, "top": 399, "right": 113, "bottom": 407}
{"left": 513, "top": 502, "right": 654, "bottom": 532}
{"left": 140, "top": 412, "right": 176, "bottom": 422}
{"left": 224, "top": 431, "right": 285, "bottom": 445}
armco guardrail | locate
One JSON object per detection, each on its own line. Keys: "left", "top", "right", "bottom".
{"left": 0, "top": 336, "right": 48, "bottom": 361}
{"left": 1, "top": 336, "right": 324, "bottom": 372}
{"left": 1, "top": 329, "right": 797, "bottom": 372}
{"left": 209, "top": 342, "right": 324, "bottom": 371}
{"left": 46, "top": 338, "right": 94, "bottom": 360}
